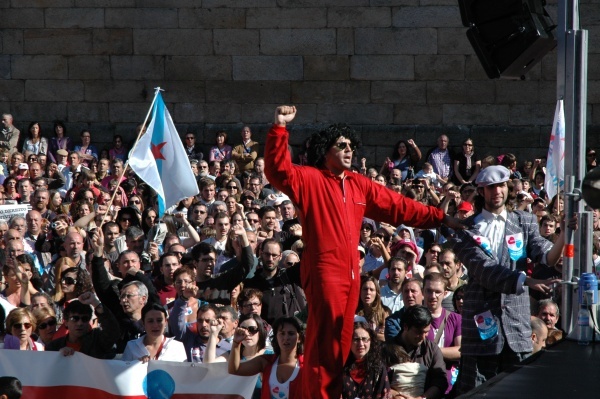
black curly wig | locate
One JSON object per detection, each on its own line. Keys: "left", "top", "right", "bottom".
{"left": 306, "top": 124, "right": 361, "bottom": 169}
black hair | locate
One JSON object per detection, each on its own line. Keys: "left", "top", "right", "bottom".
{"left": 401, "top": 305, "right": 432, "bottom": 331}
{"left": 191, "top": 242, "right": 217, "bottom": 261}
{"left": 64, "top": 299, "right": 93, "bottom": 319}
{"left": 238, "top": 313, "right": 267, "bottom": 352}
{"left": 344, "top": 322, "right": 385, "bottom": 380}
{"left": 142, "top": 302, "right": 168, "bottom": 321}
{"left": 271, "top": 316, "right": 304, "bottom": 356}
{"left": 0, "top": 376, "right": 22, "bottom": 399}
{"left": 306, "top": 124, "right": 361, "bottom": 168}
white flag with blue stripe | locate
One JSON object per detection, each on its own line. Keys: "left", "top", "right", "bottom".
{"left": 545, "top": 99, "right": 565, "bottom": 200}
{"left": 129, "top": 91, "right": 199, "bottom": 215}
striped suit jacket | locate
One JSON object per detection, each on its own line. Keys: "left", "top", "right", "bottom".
{"left": 451, "top": 210, "right": 553, "bottom": 355}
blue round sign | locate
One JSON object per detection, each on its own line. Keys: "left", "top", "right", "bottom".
{"left": 143, "top": 369, "right": 176, "bottom": 399}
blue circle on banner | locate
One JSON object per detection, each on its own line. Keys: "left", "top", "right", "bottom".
{"left": 143, "top": 369, "right": 176, "bottom": 399}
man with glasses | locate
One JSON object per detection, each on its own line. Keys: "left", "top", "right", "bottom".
{"left": 46, "top": 291, "right": 119, "bottom": 359}
{"left": 183, "top": 132, "right": 204, "bottom": 161}
{"left": 248, "top": 174, "right": 273, "bottom": 201}
{"left": 243, "top": 239, "right": 306, "bottom": 325}
{"left": 188, "top": 203, "right": 208, "bottom": 232}
{"left": 265, "top": 105, "right": 461, "bottom": 399}
{"left": 232, "top": 126, "right": 259, "bottom": 173}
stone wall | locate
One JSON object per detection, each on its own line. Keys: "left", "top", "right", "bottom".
{"left": 1, "top": 0, "right": 599, "bottom": 167}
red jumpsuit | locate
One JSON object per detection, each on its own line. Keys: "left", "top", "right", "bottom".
{"left": 264, "top": 125, "right": 445, "bottom": 398}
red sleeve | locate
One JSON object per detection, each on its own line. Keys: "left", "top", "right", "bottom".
{"left": 264, "top": 124, "right": 304, "bottom": 205}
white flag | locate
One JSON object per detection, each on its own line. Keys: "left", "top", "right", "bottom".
{"left": 129, "top": 91, "right": 199, "bottom": 215}
{"left": 545, "top": 99, "right": 565, "bottom": 200}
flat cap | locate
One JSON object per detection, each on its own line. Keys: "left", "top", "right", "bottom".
{"left": 56, "top": 149, "right": 68, "bottom": 156}
{"left": 476, "top": 165, "right": 511, "bottom": 187}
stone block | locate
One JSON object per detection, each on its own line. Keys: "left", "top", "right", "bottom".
{"left": 587, "top": 81, "right": 600, "bottom": 103}
{"left": 45, "top": 8, "right": 104, "bottom": 28}
{"left": 106, "top": 8, "right": 178, "bottom": 28}
{"left": 414, "top": 125, "right": 470, "bottom": 148}
{"left": 286, "top": 104, "right": 318, "bottom": 125}
{"left": 108, "top": 102, "right": 151, "bottom": 123}
{"left": 173, "top": 103, "right": 206, "bottom": 123}
{"left": 355, "top": 28, "right": 437, "bottom": 55}
{"left": 336, "top": 28, "right": 354, "bottom": 55}
{"left": 241, "top": 104, "right": 282, "bottom": 124}
{"left": 24, "top": 29, "right": 92, "bottom": 55}
{"left": 291, "top": 81, "right": 370, "bottom": 103}
{"left": 495, "top": 81, "right": 540, "bottom": 104}
{"left": 84, "top": 80, "right": 146, "bottom": 102}
{"left": 143, "top": 81, "right": 205, "bottom": 103}
{"left": 0, "top": 0, "right": 7, "bottom": 6}
{"left": 133, "top": 29, "right": 212, "bottom": 55}
{"left": 420, "top": 0, "right": 456, "bottom": 5}
{"left": 110, "top": 56, "right": 165, "bottom": 80}
{"left": 303, "top": 56, "right": 350, "bottom": 80}
{"left": 11, "top": 55, "right": 68, "bottom": 79}
{"left": 508, "top": 104, "right": 554, "bottom": 126}
{"left": 2, "top": 30, "right": 24, "bottom": 54}
{"left": 360, "top": 126, "right": 416, "bottom": 146}
{"left": 68, "top": 56, "right": 110, "bottom": 79}
{"left": 0, "top": 81, "right": 25, "bottom": 101}
{"left": 137, "top": 0, "right": 197, "bottom": 6}
{"left": 427, "top": 81, "right": 495, "bottom": 104}
{"left": 0, "top": 9, "right": 44, "bottom": 28}
{"left": 464, "top": 55, "right": 489, "bottom": 80}
{"left": 443, "top": 104, "right": 509, "bottom": 125}
{"left": 327, "top": 7, "right": 391, "bottom": 28}
{"left": 317, "top": 104, "right": 393, "bottom": 124}
{"left": 214, "top": 29, "right": 259, "bottom": 55}
{"left": 76, "top": 0, "right": 134, "bottom": 6}
{"left": 203, "top": 0, "right": 276, "bottom": 7}
{"left": 260, "top": 29, "right": 336, "bottom": 56}
{"left": 351, "top": 55, "right": 414, "bottom": 80}
{"left": 541, "top": 50, "right": 557, "bottom": 81}
{"left": 204, "top": 103, "right": 241, "bottom": 123}
{"left": 25, "top": 80, "right": 84, "bottom": 102}
{"left": 394, "top": 104, "right": 443, "bottom": 125}
{"left": 14, "top": 0, "right": 73, "bottom": 6}
{"left": 0, "top": 56, "right": 9, "bottom": 79}
{"left": 393, "top": 6, "right": 462, "bottom": 27}
{"left": 232, "top": 56, "right": 303, "bottom": 81}
{"left": 278, "top": 0, "right": 367, "bottom": 6}
{"left": 179, "top": 8, "right": 246, "bottom": 29}
{"left": 205, "top": 81, "right": 291, "bottom": 104}
{"left": 165, "top": 56, "right": 231, "bottom": 81}
{"left": 580, "top": 4, "right": 600, "bottom": 27}
{"left": 247, "top": 8, "right": 326, "bottom": 28}
{"left": 92, "top": 29, "right": 133, "bottom": 55}
{"left": 471, "top": 126, "right": 541, "bottom": 148}
{"left": 11, "top": 102, "right": 67, "bottom": 122}
{"left": 371, "top": 81, "right": 426, "bottom": 104}
{"left": 437, "top": 28, "right": 474, "bottom": 55}
{"left": 538, "top": 81, "right": 556, "bottom": 104}
{"left": 592, "top": 105, "right": 600, "bottom": 126}
{"left": 68, "top": 102, "right": 109, "bottom": 123}
{"left": 370, "top": 0, "right": 418, "bottom": 5}
{"left": 415, "top": 55, "right": 464, "bottom": 80}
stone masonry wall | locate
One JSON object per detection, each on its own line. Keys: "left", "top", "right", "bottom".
{"left": 1, "top": 0, "right": 599, "bottom": 167}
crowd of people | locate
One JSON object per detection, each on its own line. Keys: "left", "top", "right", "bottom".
{"left": 0, "top": 109, "right": 590, "bottom": 398}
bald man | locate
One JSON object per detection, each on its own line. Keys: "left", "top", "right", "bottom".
{"left": 64, "top": 231, "right": 86, "bottom": 269}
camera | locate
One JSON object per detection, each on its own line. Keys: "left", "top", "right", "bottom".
{"left": 51, "top": 222, "right": 58, "bottom": 229}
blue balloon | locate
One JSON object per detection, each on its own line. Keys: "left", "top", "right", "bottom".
{"left": 143, "top": 369, "right": 176, "bottom": 399}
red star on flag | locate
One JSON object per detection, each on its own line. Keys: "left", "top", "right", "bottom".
{"left": 151, "top": 142, "right": 167, "bottom": 160}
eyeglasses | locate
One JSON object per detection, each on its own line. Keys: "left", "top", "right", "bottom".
{"left": 193, "top": 210, "right": 207, "bottom": 214}
{"left": 130, "top": 200, "right": 141, "bottom": 204}
{"left": 38, "top": 319, "right": 57, "bottom": 329}
{"left": 12, "top": 322, "right": 33, "bottom": 330}
{"left": 227, "top": 185, "right": 238, "bottom": 189}
{"left": 174, "top": 279, "right": 192, "bottom": 286}
{"left": 247, "top": 219, "right": 259, "bottom": 223}
{"left": 286, "top": 261, "right": 297, "bottom": 267}
{"left": 463, "top": 143, "right": 473, "bottom": 147}
{"left": 186, "top": 137, "right": 195, "bottom": 140}
{"left": 413, "top": 185, "right": 424, "bottom": 189}
{"left": 68, "top": 315, "right": 91, "bottom": 323}
{"left": 200, "top": 257, "right": 216, "bottom": 263}
{"left": 429, "top": 249, "right": 440, "bottom": 254}
{"left": 239, "top": 325, "right": 260, "bottom": 335}
{"left": 242, "top": 302, "right": 261, "bottom": 309}
{"left": 61, "top": 276, "right": 77, "bottom": 285}
{"left": 119, "top": 293, "right": 140, "bottom": 300}
{"left": 333, "top": 141, "right": 356, "bottom": 152}
{"left": 352, "top": 337, "right": 370, "bottom": 344}
{"left": 121, "top": 217, "right": 132, "bottom": 222}
{"left": 263, "top": 252, "right": 281, "bottom": 258}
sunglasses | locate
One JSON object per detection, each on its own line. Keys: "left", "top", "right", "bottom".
{"left": 61, "top": 276, "right": 77, "bottom": 285}
{"left": 227, "top": 185, "right": 238, "bottom": 189}
{"left": 239, "top": 325, "right": 260, "bottom": 335}
{"left": 333, "top": 141, "right": 356, "bottom": 151}
{"left": 69, "top": 315, "right": 92, "bottom": 323}
{"left": 12, "top": 323, "right": 32, "bottom": 330}
{"left": 38, "top": 319, "right": 57, "bottom": 329}
{"left": 130, "top": 200, "right": 141, "bottom": 204}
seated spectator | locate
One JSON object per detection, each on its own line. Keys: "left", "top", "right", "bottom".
{"left": 342, "top": 322, "right": 391, "bottom": 399}
{"left": 46, "top": 292, "right": 120, "bottom": 359}
{"left": 385, "top": 342, "right": 425, "bottom": 398}
{"left": 122, "top": 302, "right": 186, "bottom": 362}
{"left": 385, "top": 278, "right": 424, "bottom": 343}
{"left": 380, "top": 257, "right": 407, "bottom": 314}
{"left": 208, "top": 130, "right": 232, "bottom": 162}
{"left": 356, "top": 275, "right": 390, "bottom": 341}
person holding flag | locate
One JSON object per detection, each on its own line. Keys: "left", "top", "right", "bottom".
{"left": 545, "top": 99, "right": 565, "bottom": 201}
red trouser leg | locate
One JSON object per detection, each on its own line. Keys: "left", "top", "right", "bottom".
{"left": 300, "top": 261, "right": 360, "bottom": 399}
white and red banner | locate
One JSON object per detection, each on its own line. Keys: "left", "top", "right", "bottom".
{"left": 0, "top": 351, "right": 257, "bottom": 399}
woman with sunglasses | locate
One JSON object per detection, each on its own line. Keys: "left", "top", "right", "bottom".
{"left": 33, "top": 306, "right": 58, "bottom": 346}
{"left": 122, "top": 302, "right": 186, "bottom": 362}
{"left": 342, "top": 322, "right": 391, "bottom": 399}
{"left": 453, "top": 138, "right": 480, "bottom": 186}
{"left": 3, "top": 307, "right": 43, "bottom": 350}
{"left": 53, "top": 267, "right": 93, "bottom": 309}
{"left": 229, "top": 316, "right": 304, "bottom": 399}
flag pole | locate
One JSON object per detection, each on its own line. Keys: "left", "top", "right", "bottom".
{"left": 98, "top": 87, "right": 164, "bottom": 228}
